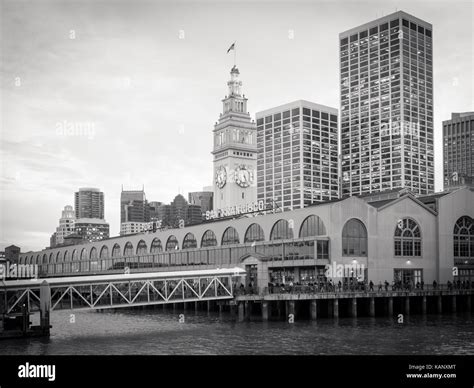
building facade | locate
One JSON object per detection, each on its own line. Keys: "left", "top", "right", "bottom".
{"left": 148, "top": 201, "right": 163, "bottom": 221}
{"left": 189, "top": 190, "right": 213, "bottom": 213}
{"left": 120, "top": 188, "right": 149, "bottom": 234}
{"left": 53, "top": 205, "right": 76, "bottom": 246}
{"left": 20, "top": 187, "right": 474, "bottom": 285}
{"left": 443, "top": 112, "right": 474, "bottom": 188}
{"left": 74, "top": 188, "right": 104, "bottom": 219}
{"left": 212, "top": 66, "right": 257, "bottom": 211}
{"left": 340, "top": 11, "right": 434, "bottom": 197}
{"left": 74, "top": 218, "right": 110, "bottom": 243}
{"left": 256, "top": 100, "right": 339, "bottom": 211}
{"left": 120, "top": 222, "right": 152, "bottom": 236}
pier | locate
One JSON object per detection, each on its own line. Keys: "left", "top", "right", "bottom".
{"left": 232, "top": 285, "right": 474, "bottom": 321}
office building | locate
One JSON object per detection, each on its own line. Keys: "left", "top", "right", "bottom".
{"left": 75, "top": 188, "right": 105, "bottom": 219}
{"left": 120, "top": 222, "right": 153, "bottom": 236}
{"left": 121, "top": 188, "right": 149, "bottom": 231}
{"left": 443, "top": 112, "right": 474, "bottom": 188}
{"left": 52, "top": 205, "right": 76, "bottom": 247}
{"left": 74, "top": 218, "right": 110, "bottom": 243}
{"left": 340, "top": 11, "right": 434, "bottom": 196}
{"left": 148, "top": 201, "right": 163, "bottom": 221}
{"left": 256, "top": 100, "right": 339, "bottom": 211}
{"left": 189, "top": 190, "right": 213, "bottom": 213}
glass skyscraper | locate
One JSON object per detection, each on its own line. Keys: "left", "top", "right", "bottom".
{"left": 74, "top": 187, "right": 105, "bottom": 219}
{"left": 340, "top": 11, "right": 434, "bottom": 196}
{"left": 256, "top": 100, "right": 339, "bottom": 211}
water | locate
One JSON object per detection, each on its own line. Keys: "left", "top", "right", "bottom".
{"left": 1, "top": 309, "right": 473, "bottom": 355}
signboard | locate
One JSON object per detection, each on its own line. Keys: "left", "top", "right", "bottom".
{"left": 205, "top": 200, "right": 267, "bottom": 221}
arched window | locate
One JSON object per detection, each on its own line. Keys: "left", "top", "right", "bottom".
{"left": 201, "top": 230, "right": 217, "bottom": 247}
{"left": 90, "top": 247, "right": 98, "bottom": 260}
{"left": 342, "top": 218, "right": 368, "bottom": 256}
{"left": 80, "top": 248, "right": 87, "bottom": 260}
{"left": 150, "top": 238, "right": 162, "bottom": 253}
{"left": 124, "top": 242, "right": 134, "bottom": 256}
{"left": 48, "top": 253, "right": 53, "bottom": 264}
{"left": 112, "top": 244, "right": 121, "bottom": 258}
{"left": 56, "top": 252, "right": 61, "bottom": 263}
{"left": 244, "top": 223, "right": 265, "bottom": 242}
{"left": 454, "top": 216, "right": 473, "bottom": 258}
{"left": 222, "top": 227, "right": 240, "bottom": 245}
{"left": 394, "top": 218, "right": 421, "bottom": 257}
{"left": 183, "top": 233, "right": 197, "bottom": 249}
{"left": 42, "top": 254, "right": 48, "bottom": 264}
{"left": 136, "top": 240, "right": 148, "bottom": 255}
{"left": 100, "top": 246, "right": 109, "bottom": 259}
{"left": 64, "top": 251, "right": 69, "bottom": 262}
{"left": 270, "top": 219, "right": 294, "bottom": 240}
{"left": 299, "top": 215, "right": 326, "bottom": 237}
{"left": 71, "top": 250, "right": 78, "bottom": 261}
{"left": 166, "top": 235, "right": 179, "bottom": 251}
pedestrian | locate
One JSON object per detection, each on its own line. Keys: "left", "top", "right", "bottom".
{"left": 369, "top": 280, "right": 374, "bottom": 292}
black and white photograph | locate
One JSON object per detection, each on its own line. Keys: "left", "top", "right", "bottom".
{"left": 0, "top": 0, "right": 473, "bottom": 385}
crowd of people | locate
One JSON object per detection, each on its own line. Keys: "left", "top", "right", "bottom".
{"left": 237, "top": 278, "right": 473, "bottom": 295}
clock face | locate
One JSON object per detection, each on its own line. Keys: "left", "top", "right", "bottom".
{"left": 235, "top": 165, "right": 253, "bottom": 188}
{"left": 215, "top": 166, "right": 227, "bottom": 189}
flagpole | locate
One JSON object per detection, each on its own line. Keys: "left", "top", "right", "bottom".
{"left": 234, "top": 41, "right": 236, "bottom": 66}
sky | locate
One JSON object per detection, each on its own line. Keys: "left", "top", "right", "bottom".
{"left": 0, "top": 0, "right": 473, "bottom": 252}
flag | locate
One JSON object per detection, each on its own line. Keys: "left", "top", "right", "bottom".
{"left": 227, "top": 42, "right": 235, "bottom": 54}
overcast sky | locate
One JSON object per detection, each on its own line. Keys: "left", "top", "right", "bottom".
{"left": 1, "top": 0, "right": 472, "bottom": 252}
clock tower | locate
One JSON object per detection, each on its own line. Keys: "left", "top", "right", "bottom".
{"left": 212, "top": 66, "right": 257, "bottom": 211}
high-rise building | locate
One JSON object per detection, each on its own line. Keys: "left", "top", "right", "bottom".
{"left": 53, "top": 205, "right": 75, "bottom": 246}
{"left": 188, "top": 190, "right": 213, "bottom": 213}
{"left": 187, "top": 205, "right": 204, "bottom": 225}
{"left": 443, "top": 112, "right": 474, "bottom": 188}
{"left": 170, "top": 194, "right": 191, "bottom": 228}
{"left": 340, "top": 11, "right": 434, "bottom": 197}
{"left": 74, "top": 218, "right": 110, "bottom": 243}
{"left": 148, "top": 201, "right": 163, "bottom": 221}
{"left": 212, "top": 65, "right": 257, "bottom": 210}
{"left": 256, "top": 100, "right": 339, "bottom": 211}
{"left": 121, "top": 188, "right": 149, "bottom": 224}
{"left": 155, "top": 204, "right": 172, "bottom": 228}
{"left": 74, "top": 188, "right": 105, "bottom": 219}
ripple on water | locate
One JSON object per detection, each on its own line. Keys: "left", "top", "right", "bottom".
{"left": 1, "top": 310, "right": 473, "bottom": 355}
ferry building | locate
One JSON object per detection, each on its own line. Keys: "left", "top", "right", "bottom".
{"left": 19, "top": 186, "right": 474, "bottom": 287}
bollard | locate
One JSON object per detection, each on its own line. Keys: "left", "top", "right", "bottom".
{"left": 40, "top": 281, "right": 51, "bottom": 335}
{"left": 238, "top": 302, "right": 245, "bottom": 322}
{"left": 387, "top": 297, "right": 393, "bottom": 316}
{"left": 351, "top": 298, "right": 357, "bottom": 318}
{"left": 310, "top": 300, "right": 317, "bottom": 320}
{"left": 262, "top": 301, "right": 269, "bottom": 321}
{"left": 369, "top": 297, "right": 375, "bottom": 317}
